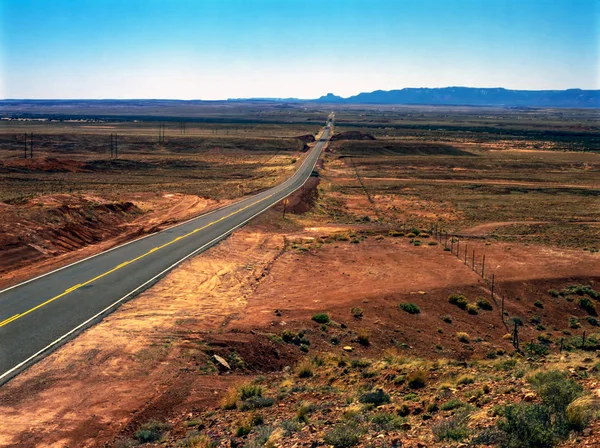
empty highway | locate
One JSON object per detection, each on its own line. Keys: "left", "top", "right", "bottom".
{"left": 0, "top": 126, "right": 330, "bottom": 385}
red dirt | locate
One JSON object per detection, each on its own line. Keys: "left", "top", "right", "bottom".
{"left": 0, "top": 192, "right": 230, "bottom": 289}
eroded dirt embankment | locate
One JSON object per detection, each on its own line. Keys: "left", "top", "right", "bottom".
{"left": 0, "top": 192, "right": 226, "bottom": 288}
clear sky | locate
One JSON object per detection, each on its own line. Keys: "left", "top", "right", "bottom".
{"left": 1, "top": 0, "right": 598, "bottom": 99}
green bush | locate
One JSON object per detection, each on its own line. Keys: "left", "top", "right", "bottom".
{"left": 448, "top": 294, "right": 468, "bottom": 309}
{"left": 239, "top": 384, "right": 263, "bottom": 400}
{"left": 476, "top": 297, "right": 493, "bottom": 311}
{"left": 587, "top": 316, "right": 600, "bottom": 327}
{"left": 359, "top": 389, "right": 391, "bottom": 406}
{"left": 370, "top": 412, "right": 405, "bottom": 430}
{"left": 135, "top": 421, "right": 170, "bottom": 443}
{"left": 323, "top": 423, "right": 362, "bottom": 448}
{"left": 432, "top": 409, "right": 470, "bottom": 442}
{"left": 569, "top": 317, "right": 581, "bottom": 329}
{"left": 440, "top": 398, "right": 465, "bottom": 411}
{"left": 579, "top": 297, "right": 597, "bottom": 316}
{"left": 528, "top": 370, "right": 582, "bottom": 415}
{"left": 312, "top": 313, "right": 330, "bottom": 324}
{"left": 399, "top": 302, "right": 421, "bottom": 314}
{"left": 498, "top": 403, "right": 555, "bottom": 448}
{"left": 238, "top": 396, "right": 275, "bottom": 411}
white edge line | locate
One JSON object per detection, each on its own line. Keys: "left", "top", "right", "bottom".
{"left": 0, "top": 131, "right": 326, "bottom": 296}
{"left": 0, "top": 132, "right": 328, "bottom": 384}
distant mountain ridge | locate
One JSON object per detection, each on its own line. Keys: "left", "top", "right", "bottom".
{"left": 314, "top": 87, "right": 599, "bottom": 108}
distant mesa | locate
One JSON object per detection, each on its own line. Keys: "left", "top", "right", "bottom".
{"left": 315, "top": 87, "right": 600, "bottom": 108}
{"left": 330, "top": 131, "right": 376, "bottom": 141}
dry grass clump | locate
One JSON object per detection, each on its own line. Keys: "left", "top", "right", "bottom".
{"left": 456, "top": 332, "right": 471, "bottom": 343}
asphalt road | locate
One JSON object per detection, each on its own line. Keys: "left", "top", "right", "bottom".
{"left": 0, "top": 126, "right": 330, "bottom": 385}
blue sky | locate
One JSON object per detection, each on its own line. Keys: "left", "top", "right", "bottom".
{"left": 1, "top": 0, "right": 598, "bottom": 99}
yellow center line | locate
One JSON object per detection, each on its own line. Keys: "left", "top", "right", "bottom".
{"left": 0, "top": 314, "right": 20, "bottom": 326}
{"left": 0, "top": 191, "right": 278, "bottom": 329}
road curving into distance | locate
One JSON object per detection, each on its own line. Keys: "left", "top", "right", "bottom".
{"left": 0, "top": 125, "right": 330, "bottom": 385}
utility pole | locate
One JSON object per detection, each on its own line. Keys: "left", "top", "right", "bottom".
{"left": 24, "top": 133, "right": 28, "bottom": 159}
{"left": 30, "top": 133, "right": 33, "bottom": 158}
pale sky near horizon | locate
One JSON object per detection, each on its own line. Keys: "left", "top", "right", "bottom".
{"left": 1, "top": 0, "right": 598, "bottom": 99}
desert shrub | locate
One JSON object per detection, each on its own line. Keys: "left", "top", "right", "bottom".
{"left": 428, "top": 241, "right": 438, "bottom": 246}
{"left": 579, "top": 297, "right": 597, "bottom": 315}
{"left": 281, "top": 329, "right": 310, "bottom": 347}
{"left": 177, "top": 433, "right": 215, "bottom": 448}
{"left": 281, "top": 330, "right": 297, "bottom": 343}
{"left": 371, "top": 412, "right": 405, "bottom": 430}
{"left": 497, "top": 403, "right": 556, "bottom": 448}
{"left": 407, "top": 370, "right": 427, "bottom": 389}
{"left": 534, "top": 300, "right": 544, "bottom": 308}
{"left": 239, "top": 384, "right": 263, "bottom": 400}
{"left": 530, "top": 315, "right": 541, "bottom": 325}
{"left": 456, "top": 332, "right": 470, "bottom": 343}
{"left": 587, "top": 316, "right": 600, "bottom": 327}
{"left": 323, "top": 423, "right": 362, "bottom": 448}
{"left": 456, "top": 375, "right": 475, "bottom": 385}
{"left": 296, "top": 360, "right": 313, "bottom": 378}
{"left": 566, "top": 396, "right": 597, "bottom": 431}
{"left": 236, "top": 413, "right": 263, "bottom": 437}
{"left": 312, "top": 313, "right": 330, "bottom": 324}
{"left": 388, "top": 230, "right": 404, "bottom": 237}
{"left": 548, "top": 289, "right": 560, "bottom": 298}
{"left": 281, "top": 419, "right": 301, "bottom": 436}
{"left": 245, "top": 425, "right": 274, "bottom": 448}
{"left": 406, "top": 232, "right": 416, "bottom": 238}
{"left": 466, "top": 303, "right": 479, "bottom": 315}
{"left": 441, "top": 315, "right": 453, "bottom": 323}
{"left": 496, "top": 370, "right": 588, "bottom": 445}
{"left": 472, "top": 427, "right": 507, "bottom": 446}
{"left": 350, "top": 307, "right": 363, "bottom": 318}
{"left": 359, "top": 389, "right": 391, "bottom": 406}
{"left": 440, "top": 398, "right": 465, "bottom": 411}
{"left": 351, "top": 358, "right": 371, "bottom": 368}
{"left": 238, "top": 396, "right": 275, "bottom": 411}
{"left": 528, "top": 370, "right": 583, "bottom": 415}
{"left": 399, "top": 302, "right": 420, "bottom": 314}
{"left": 135, "top": 421, "right": 170, "bottom": 443}
{"left": 221, "top": 387, "right": 240, "bottom": 410}
{"left": 569, "top": 317, "right": 581, "bottom": 329}
{"left": 357, "top": 328, "right": 370, "bottom": 346}
{"left": 476, "top": 297, "right": 493, "bottom": 311}
{"left": 524, "top": 342, "right": 549, "bottom": 357}
{"left": 397, "top": 404, "right": 410, "bottom": 416}
{"left": 448, "top": 294, "right": 468, "bottom": 309}
{"left": 563, "top": 284, "right": 599, "bottom": 299}
{"left": 297, "top": 401, "right": 316, "bottom": 423}
{"left": 432, "top": 409, "right": 470, "bottom": 442}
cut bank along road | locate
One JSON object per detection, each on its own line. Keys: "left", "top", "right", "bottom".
{"left": 0, "top": 127, "right": 330, "bottom": 385}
